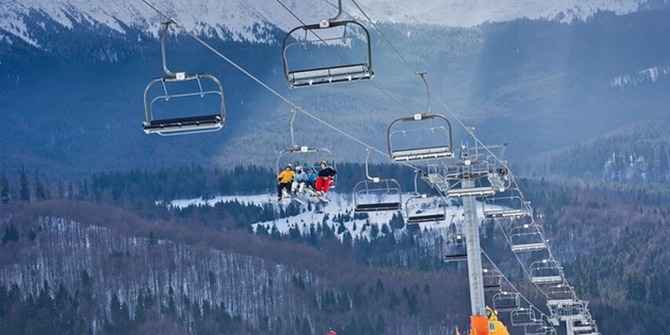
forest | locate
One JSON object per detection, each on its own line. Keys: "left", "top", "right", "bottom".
{"left": 0, "top": 163, "right": 669, "bottom": 335}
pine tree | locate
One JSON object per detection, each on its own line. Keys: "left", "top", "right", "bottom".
{"left": 19, "top": 166, "right": 29, "bottom": 203}
{"left": 0, "top": 170, "right": 10, "bottom": 204}
{"left": 33, "top": 171, "right": 48, "bottom": 201}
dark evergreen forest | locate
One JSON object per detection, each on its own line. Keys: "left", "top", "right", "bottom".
{"left": 1, "top": 163, "right": 669, "bottom": 334}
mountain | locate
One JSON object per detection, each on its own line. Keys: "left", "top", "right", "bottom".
{"left": 0, "top": 0, "right": 661, "bottom": 48}
{"left": 0, "top": 1, "right": 669, "bottom": 181}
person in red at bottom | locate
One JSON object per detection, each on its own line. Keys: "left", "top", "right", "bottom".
{"left": 327, "top": 328, "right": 337, "bottom": 335}
{"left": 315, "top": 160, "right": 337, "bottom": 195}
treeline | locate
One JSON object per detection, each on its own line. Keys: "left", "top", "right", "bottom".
{"left": 508, "top": 178, "right": 670, "bottom": 335}
{"left": 3, "top": 165, "right": 670, "bottom": 334}
{"left": 0, "top": 163, "right": 421, "bottom": 205}
{"left": 521, "top": 118, "right": 670, "bottom": 183}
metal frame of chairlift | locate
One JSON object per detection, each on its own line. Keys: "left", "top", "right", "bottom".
{"left": 510, "top": 307, "right": 538, "bottom": 327}
{"left": 353, "top": 149, "right": 402, "bottom": 212}
{"left": 492, "top": 291, "right": 521, "bottom": 312}
{"left": 483, "top": 188, "right": 531, "bottom": 219}
{"left": 275, "top": 109, "right": 337, "bottom": 187}
{"left": 545, "top": 284, "right": 577, "bottom": 307}
{"left": 529, "top": 259, "right": 563, "bottom": 285}
{"left": 444, "top": 142, "right": 496, "bottom": 197}
{"left": 442, "top": 233, "right": 467, "bottom": 262}
{"left": 482, "top": 268, "right": 502, "bottom": 292}
{"left": 387, "top": 73, "right": 454, "bottom": 162}
{"left": 281, "top": 0, "right": 373, "bottom": 88}
{"left": 524, "top": 321, "right": 557, "bottom": 335}
{"left": 404, "top": 193, "right": 447, "bottom": 223}
{"left": 142, "top": 20, "right": 225, "bottom": 136}
{"left": 404, "top": 169, "right": 447, "bottom": 224}
{"left": 509, "top": 222, "right": 547, "bottom": 252}
{"left": 554, "top": 300, "right": 587, "bottom": 320}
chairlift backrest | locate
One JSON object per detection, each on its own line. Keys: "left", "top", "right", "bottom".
{"left": 282, "top": 19, "right": 373, "bottom": 88}
{"left": 405, "top": 194, "right": 447, "bottom": 223}
{"left": 443, "top": 234, "right": 467, "bottom": 262}
{"left": 509, "top": 222, "right": 547, "bottom": 253}
{"left": 529, "top": 259, "right": 563, "bottom": 284}
{"left": 142, "top": 21, "right": 225, "bottom": 136}
{"left": 492, "top": 291, "right": 520, "bottom": 312}
{"left": 387, "top": 114, "right": 454, "bottom": 162}
{"left": 353, "top": 150, "right": 402, "bottom": 212}
{"left": 510, "top": 307, "right": 538, "bottom": 326}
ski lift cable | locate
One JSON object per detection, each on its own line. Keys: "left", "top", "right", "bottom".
{"left": 138, "top": 0, "right": 390, "bottom": 160}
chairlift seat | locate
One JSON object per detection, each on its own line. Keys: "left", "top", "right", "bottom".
{"left": 391, "top": 145, "right": 453, "bottom": 162}
{"left": 288, "top": 63, "right": 372, "bottom": 87}
{"left": 531, "top": 274, "right": 563, "bottom": 284}
{"left": 142, "top": 114, "right": 223, "bottom": 134}
{"left": 443, "top": 254, "right": 467, "bottom": 262}
{"left": 406, "top": 213, "right": 446, "bottom": 223}
{"left": 355, "top": 202, "right": 401, "bottom": 212}
{"left": 511, "top": 242, "right": 547, "bottom": 252}
{"left": 447, "top": 186, "right": 495, "bottom": 198}
{"left": 484, "top": 208, "right": 526, "bottom": 218}
{"left": 492, "top": 292, "right": 520, "bottom": 312}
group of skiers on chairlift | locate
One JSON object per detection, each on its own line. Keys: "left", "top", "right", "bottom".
{"left": 277, "top": 160, "right": 337, "bottom": 201}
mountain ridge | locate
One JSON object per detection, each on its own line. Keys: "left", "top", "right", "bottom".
{"left": 0, "top": 0, "right": 662, "bottom": 48}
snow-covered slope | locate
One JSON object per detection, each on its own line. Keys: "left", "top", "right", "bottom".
{"left": 169, "top": 192, "right": 499, "bottom": 242}
{"left": 0, "top": 0, "right": 656, "bottom": 47}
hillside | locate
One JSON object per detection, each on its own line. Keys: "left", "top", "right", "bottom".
{"left": 0, "top": 8, "right": 669, "bottom": 179}
{"left": 1, "top": 166, "right": 670, "bottom": 334}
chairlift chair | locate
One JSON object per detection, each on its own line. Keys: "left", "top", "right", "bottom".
{"left": 555, "top": 300, "right": 587, "bottom": 319}
{"left": 142, "top": 20, "right": 225, "bottom": 136}
{"left": 442, "top": 234, "right": 468, "bottom": 262}
{"left": 510, "top": 307, "right": 538, "bottom": 327}
{"left": 509, "top": 222, "right": 547, "bottom": 253}
{"left": 482, "top": 268, "right": 502, "bottom": 292}
{"left": 276, "top": 109, "right": 338, "bottom": 188}
{"left": 492, "top": 291, "right": 521, "bottom": 312}
{"left": 353, "top": 149, "right": 402, "bottom": 212}
{"left": 281, "top": 1, "right": 373, "bottom": 88}
{"left": 405, "top": 194, "right": 447, "bottom": 224}
{"left": 545, "top": 284, "right": 577, "bottom": 306}
{"left": 529, "top": 259, "right": 563, "bottom": 285}
{"left": 483, "top": 189, "right": 531, "bottom": 218}
{"left": 387, "top": 114, "right": 454, "bottom": 162}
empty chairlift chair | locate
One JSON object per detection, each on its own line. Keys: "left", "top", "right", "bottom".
{"left": 510, "top": 307, "right": 538, "bottom": 327}
{"left": 545, "top": 284, "right": 577, "bottom": 307}
{"left": 482, "top": 268, "right": 502, "bottom": 292}
{"left": 142, "top": 20, "right": 225, "bottom": 136}
{"left": 442, "top": 234, "right": 467, "bottom": 262}
{"left": 353, "top": 149, "right": 402, "bottom": 212}
{"left": 404, "top": 194, "right": 447, "bottom": 224}
{"left": 529, "top": 259, "right": 564, "bottom": 285}
{"left": 483, "top": 189, "right": 531, "bottom": 219}
{"left": 387, "top": 114, "right": 454, "bottom": 162}
{"left": 492, "top": 291, "right": 521, "bottom": 312}
{"left": 508, "top": 222, "right": 547, "bottom": 252}
{"left": 281, "top": 0, "right": 373, "bottom": 88}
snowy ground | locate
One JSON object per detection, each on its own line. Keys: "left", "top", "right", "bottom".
{"left": 169, "top": 191, "right": 501, "bottom": 242}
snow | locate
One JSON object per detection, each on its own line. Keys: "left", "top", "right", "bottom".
{"left": 168, "top": 191, "right": 502, "bottom": 241}
{"left": 610, "top": 65, "right": 670, "bottom": 89}
{"left": 0, "top": 0, "right": 652, "bottom": 46}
